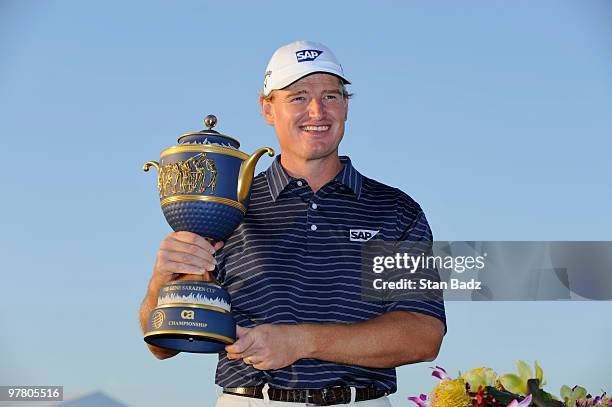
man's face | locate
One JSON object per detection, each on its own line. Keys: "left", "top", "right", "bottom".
{"left": 261, "top": 73, "right": 348, "bottom": 164}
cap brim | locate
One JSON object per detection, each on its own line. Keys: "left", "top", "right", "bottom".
{"left": 265, "top": 65, "right": 350, "bottom": 96}
{"left": 282, "top": 70, "right": 351, "bottom": 90}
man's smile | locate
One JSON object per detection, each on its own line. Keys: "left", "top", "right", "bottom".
{"left": 300, "top": 124, "right": 331, "bottom": 135}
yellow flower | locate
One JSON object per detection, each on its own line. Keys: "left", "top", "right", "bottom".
{"left": 461, "top": 367, "right": 498, "bottom": 392}
{"left": 429, "top": 378, "right": 471, "bottom": 407}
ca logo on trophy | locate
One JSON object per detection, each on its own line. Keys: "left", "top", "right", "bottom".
{"left": 143, "top": 114, "right": 274, "bottom": 353}
{"left": 181, "top": 310, "right": 195, "bottom": 320}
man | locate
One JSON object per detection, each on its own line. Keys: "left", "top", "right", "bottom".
{"left": 139, "top": 40, "right": 446, "bottom": 406}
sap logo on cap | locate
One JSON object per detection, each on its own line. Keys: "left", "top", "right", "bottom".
{"left": 296, "top": 49, "right": 323, "bottom": 62}
{"left": 350, "top": 229, "right": 380, "bottom": 242}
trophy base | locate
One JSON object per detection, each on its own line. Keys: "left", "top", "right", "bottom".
{"left": 144, "top": 280, "right": 236, "bottom": 354}
{"left": 144, "top": 330, "right": 231, "bottom": 353}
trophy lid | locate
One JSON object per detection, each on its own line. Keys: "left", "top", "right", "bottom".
{"left": 177, "top": 114, "right": 241, "bottom": 149}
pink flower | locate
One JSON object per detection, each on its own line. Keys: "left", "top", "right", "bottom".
{"left": 430, "top": 366, "right": 452, "bottom": 381}
{"left": 507, "top": 394, "right": 533, "bottom": 407}
{"left": 407, "top": 393, "right": 429, "bottom": 407}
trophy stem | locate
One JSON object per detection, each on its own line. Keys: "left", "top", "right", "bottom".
{"left": 174, "top": 273, "right": 216, "bottom": 283}
{"left": 172, "top": 237, "right": 220, "bottom": 285}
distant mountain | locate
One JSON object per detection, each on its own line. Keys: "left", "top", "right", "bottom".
{"left": 57, "top": 392, "right": 130, "bottom": 407}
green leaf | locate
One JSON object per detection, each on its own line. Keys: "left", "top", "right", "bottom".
{"left": 485, "top": 386, "right": 523, "bottom": 405}
{"left": 528, "top": 380, "right": 566, "bottom": 407}
{"left": 572, "top": 386, "right": 587, "bottom": 400}
{"left": 560, "top": 385, "right": 572, "bottom": 402}
{"left": 540, "top": 390, "right": 560, "bottom": 401}
{"left": 517, "top": 360, "right": 534, "bottom": 384}
{"left": 535, "top": 360, "right": 545, "bottom": 386}
{"left": 500, "top": 373, "right": 526, "bottom": 395}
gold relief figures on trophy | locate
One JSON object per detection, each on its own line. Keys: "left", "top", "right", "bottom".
{"left": 157, "top": 153, "right": 219, "bottom": 198}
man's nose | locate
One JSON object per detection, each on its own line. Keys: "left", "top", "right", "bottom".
{"left": 307, "top": 98, "right": 325, "bottom": 120}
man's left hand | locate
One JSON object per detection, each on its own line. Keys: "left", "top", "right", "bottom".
{"left": 225, "top": 324, "right": 306, "bottom": 370}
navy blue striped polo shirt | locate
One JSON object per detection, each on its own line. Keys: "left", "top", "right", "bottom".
{"left": 215, "top": 155, "right": 446, "bottom": 393}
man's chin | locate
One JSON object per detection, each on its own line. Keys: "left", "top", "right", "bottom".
{"left": 303, "top": 149, "right": 340, "bottom": 162}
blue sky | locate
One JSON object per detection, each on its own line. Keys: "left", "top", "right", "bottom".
{"left": 1, "top": 1, "right": 611, "bottom": 406}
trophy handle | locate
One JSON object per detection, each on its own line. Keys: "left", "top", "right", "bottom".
{"left": 237, "top": 147, "right": 275, "bottom": 203}
{"left": 143, "top": 161, "right": 160, "bottom": 172}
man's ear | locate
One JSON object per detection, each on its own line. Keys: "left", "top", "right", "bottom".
{"left": 260, "top": 95, "right": 275, "bottom": 126}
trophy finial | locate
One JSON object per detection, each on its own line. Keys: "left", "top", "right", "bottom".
{"left": 204, "top": 114, "right": 218, "bottom": 130}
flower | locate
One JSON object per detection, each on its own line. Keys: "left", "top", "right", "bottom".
{"left": 408, "top": 362, "right": 609, "bottom": 407}
{"left": 408, "top": 366, "right": 452, "bottom": 407}
{"left": 407, "top": 393, "right": 429, "bottom": 407}
{"left": 429, "top": 378, "right": 471, "bottom": 407}
{"left": 499, "top": 360, "right": 545, "bottom": 396}
{"left": 431, "top": 365, "right": 452, "bottom": 381}
{"left": 507, "top": 394, "right": 532, "bottom": 407}
{"left": 409, "top": 367, "right": 470, "bottom": 407}
{"left": 574, "top": 392, "right": 611, "bottom": 407}
{"left": 461, "top": 367, "right": 498, "bottom": 392}
{"left": 561, "top": 385, "right": 612, "bottom": 406}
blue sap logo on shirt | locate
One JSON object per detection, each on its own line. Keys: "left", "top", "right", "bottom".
{"left": 295, "top": 49, "right": 323, "bottom": 62}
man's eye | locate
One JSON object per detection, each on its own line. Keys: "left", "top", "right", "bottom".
{"left": 324, "top": 94, "right": 338, "bottom": 100}
{"left": 290, "top": 96, "right": 306, "bottom": 102}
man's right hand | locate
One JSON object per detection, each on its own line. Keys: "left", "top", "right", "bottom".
{"left": 148, "top": 231, "right": 224, "bottom": 293}
{"left": 140, "top": 231, "right": 224, "bottom": 360}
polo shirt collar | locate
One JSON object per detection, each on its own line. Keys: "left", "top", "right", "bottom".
{"left": 265, "top": 155, "right": 363, "bottom": 201}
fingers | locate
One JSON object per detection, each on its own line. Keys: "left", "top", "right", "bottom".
{"left": 172, "top": 231, "right": 217, "bottom": 254}
{"left": 159, "top": 238, "right": 214, "bottom": 264}
{"left": 240, "top": 353, "right": 269, "bottom": 370}
{"left": 223, "top": 326, "right": 271, "bottom": 370}
{"left": 158, "top": 248, "right": 213, "bottom": 269}
{"left": 157, "top": 232, "right": 221, "bottom": 273}
{"left": 235, "top": 325, "right": 250, "bottom": 337}
{"left": 151, "top": 232, "right": 224, "bottom": 289}
{"left": 225, "top": 325, "right": 254, "bottom": 355}
{"left": 243, "top": 355, "right": 259, "bottom": 366}
{"left": 159, "top": 259, "right": 212, "bottom": 277}
{"left": 226, "top": 346, "right": 257, "bottom": 362}
{"left": 225, "top": 336, "right": 254, "bottom": 354}
{"left": 251, "top": 361, "right": 268, "bottom": 370}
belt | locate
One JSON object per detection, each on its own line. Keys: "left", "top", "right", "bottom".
{"left": 223, "top": 385, "right": 388, "bottom": 406}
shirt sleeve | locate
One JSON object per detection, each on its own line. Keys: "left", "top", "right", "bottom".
{"left": 384, "top": 194, "right": 447, "bottom": 335}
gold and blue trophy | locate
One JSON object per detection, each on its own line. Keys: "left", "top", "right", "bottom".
{"left": 143, "top": 114, "right": 274, "bottom": 353}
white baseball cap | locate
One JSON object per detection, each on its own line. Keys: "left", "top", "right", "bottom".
{"left": 262, "top": 40, "right": 350, "bottom": 96}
